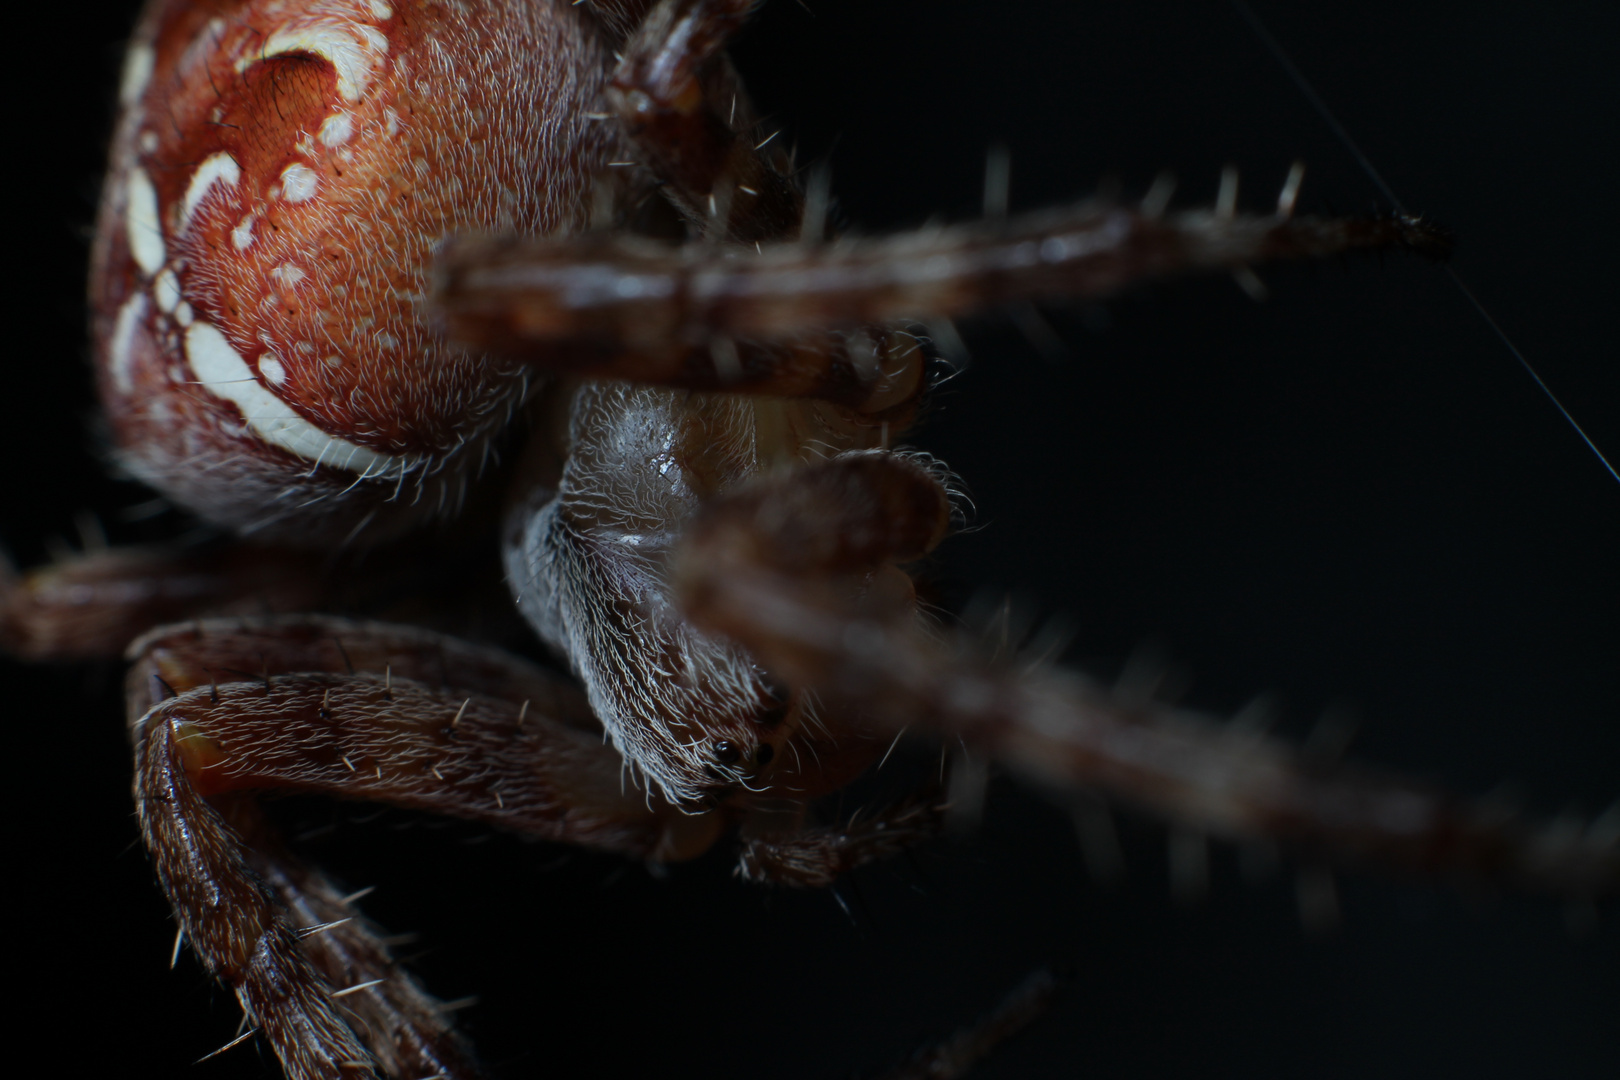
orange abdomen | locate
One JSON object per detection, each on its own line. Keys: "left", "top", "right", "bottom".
{"left": 91, "top": 0, "right": 612, "bottom": 541}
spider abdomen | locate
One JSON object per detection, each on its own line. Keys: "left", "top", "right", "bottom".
{"left": 91, "top": 0, "right": 614, "bottom": 542}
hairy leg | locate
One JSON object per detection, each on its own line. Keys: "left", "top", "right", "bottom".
{"left": 735, "top": 780, "right": 946, "bottom": 888}
{"left": 434, "top": 188, "right": 1446, "bottom": 403}
{"left": 0, "top": 542, "right": 324, "bottom": 662}
{"left": 674, "top": 454, "right": 1619, "bottom": 901}
{"left": 1, "top": 518, "right": 519, "bottom": 666}
{"left": 606, "top": 0, "right": 803, "bottom": 240}
{"left": 221, "top": 801, "right": 480, "bottom": 1079}
{"left": 130, "top": 616, "right": 721, "bottom": 1079}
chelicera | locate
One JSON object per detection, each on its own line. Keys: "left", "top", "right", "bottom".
{"left": 6, "top": 2, "right": 1613, "bottom": 1080}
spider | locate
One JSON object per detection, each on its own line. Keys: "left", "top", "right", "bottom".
{"left": 6, "top": 0, "right": 1613, "bottom": 1075}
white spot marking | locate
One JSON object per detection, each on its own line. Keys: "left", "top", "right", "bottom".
{"left": 180, "top": 153, "right": 240, "bottom": 231}
{"left": 109, "top": 293, "right": 148, "bottom": 395}
{"left": 124, "top": 167, "right": 165, "bottom": 276}
{"left": 369, "top": 1, "right": 393, "bottom": 19}
{"left": 258, "top": 354, "right": 288, "bottom": 386}
{"left": 383, "top": 108, "right": 400, "bottom": 137}
{"left": 153, "top": 268, "right": 181, "bottom": 314}
{"left": 138, "top": 130, "right": 158, "bottom": 154}
{"left": 184, "top": 321, "right": 409, "bottom": 477}
{"left": 318, "top": 112, "right": 354, "bottom": 148}
{"left": 175, "top": 301, "right": 194, "bottom": 328}
{"left": 270, "top": 263, "right": 308, "bottom": 288}
{"left": 252, "top": 24, "right": 389, "bottom": 103}
{"left": 279, "top": 164, "right": 319, "bottom": 203}
{"left": 231, "top": 214, "right": 257, "bottom": 250}
{"left": 120, "top": 44, "right": 155, "bottom": 107}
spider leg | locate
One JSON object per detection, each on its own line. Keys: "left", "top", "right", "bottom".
{"left": 607, "top": 0, "right": 803, "bottom": 240}
{"left": 0, "top": 524, "right": 518, "bottom": 665}
{"left": 736, "top": 779, "right": 946, "bottom": 887}
{"left": 434, "top": 201, "right": 1447, "bottom": 403}
{"left": 673, "top": 453, "right": 1620, "bottom": 901}
{"left": 876, "top": 967, "right": 1068, "bottom": 1080}
{"left": 220, "top": 802, "right": 479, "bottom": 1080}
{"left": 435, "top": 252, "right": 930, "bottom": 411}
{"left": 129, "top": 615, "right": 720, "bottom": 1080}
{"left": 0, "top": 542, "right": 324, "bottom": 662}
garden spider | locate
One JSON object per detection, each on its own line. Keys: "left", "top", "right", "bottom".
{"left": 4, "top": 1, "right": 1615, "bottom": 1078}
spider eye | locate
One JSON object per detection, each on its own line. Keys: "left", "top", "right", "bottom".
{"left": 91, "top": 0, "right": 607, "bottom": 542}
{"left": 712, "top": 740, "right": 742, "bottom": 765}
{"left": 755, "top": 743, "right": 775, "bottom": 766}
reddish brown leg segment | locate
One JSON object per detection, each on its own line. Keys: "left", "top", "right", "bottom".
{"left": 607, "top": 0, "right": 803, "bottom": 240}
{"left": 0, "top": 543, "right": 325, "bottom": 662}
{"left": 434, "top": 202, "right": 1445, "bottom": 405}
{"left": 239, "top": 814, "right": 482, "bottom": 1080}
{"left": 736, "top": 782, "right": 946, "bottom": 888}
{"left": 439, "top": 204, "right": 1449, "bottom": 351}
{"left": 431, "top": 240, "right": 928, "bottom": 410}
{"left": 675, "top": 455, "right": 1619, "bottom": 900}
{"left": 130, "top": 617, "right": 720, "bottom": 1079}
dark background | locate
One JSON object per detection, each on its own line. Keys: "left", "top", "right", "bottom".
{"left": 6, "top": 1, "right": 1617, "bottom": 1078}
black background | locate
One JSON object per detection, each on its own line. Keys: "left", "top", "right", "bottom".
{"left": 6, "top": 1, "right": 1617, "bottom": 1078}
